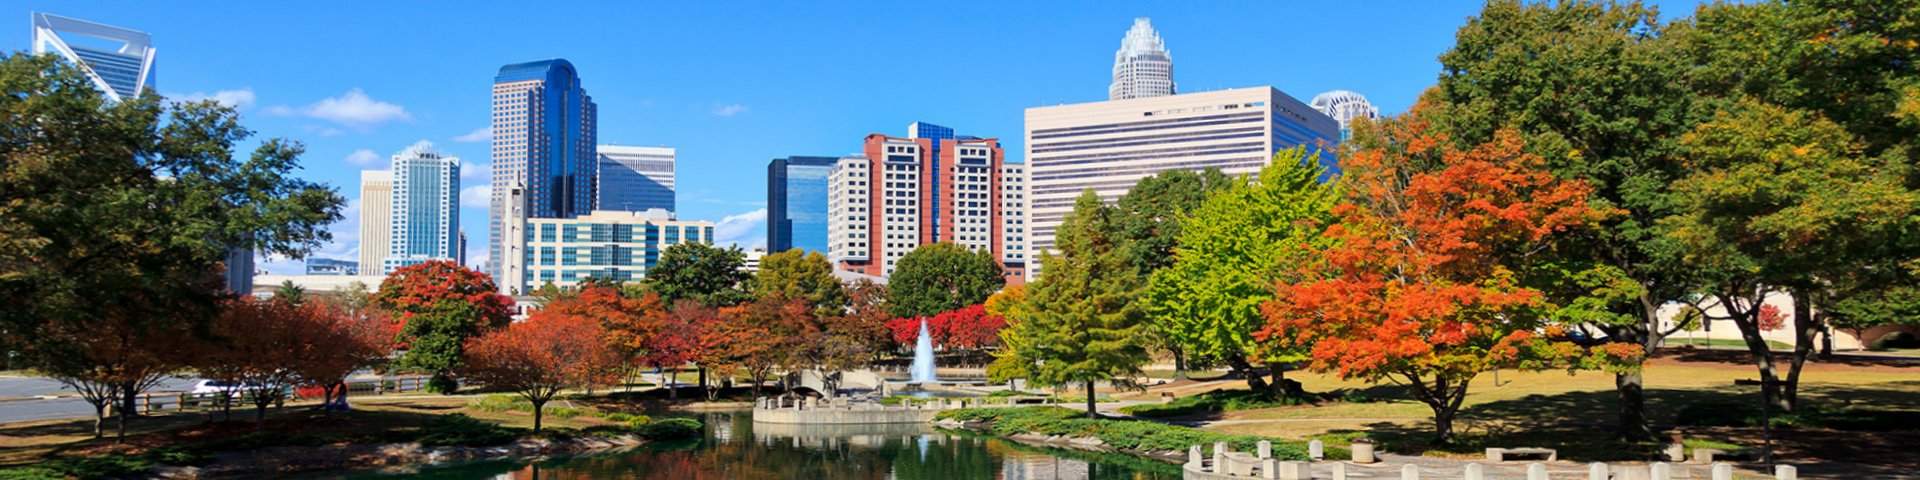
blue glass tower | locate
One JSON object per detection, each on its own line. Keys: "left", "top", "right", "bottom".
{"left": 487, "top": 59, "right": 597, "bottom": 278}
{"left": 767, "top": 156, "right": 839, "bottom": 254}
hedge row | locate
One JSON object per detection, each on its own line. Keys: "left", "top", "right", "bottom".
{"left": 936, "top": 406, "right": 1332, "bottom": 460}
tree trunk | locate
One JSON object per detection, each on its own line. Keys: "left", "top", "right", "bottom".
{"left": 698, "top": 367, "right": 709, "bottom": 399}
{"left": 1732, "top": 303, "right": 1790, "bottom": 413}
{"left": 1084, "top": 381, "right": 1097, "bottom": 419}
{"left": 1784, "top": 288, "right": 1818, "bottom": 412}
{"left": 92, "top": 403, "right": 106, "bottom": 439}
{"left": 255, "top": 403, "right": 268, "bottom": 432}
{"left": 531, "top": 398, "right": 546, "bottom": 432}
{"left": 1265, "top": 362, "right": 1302, "bottom": 398}
{"left": 1615, "top": 372, "right": 1654, "bottom": 441}
{"left": 1224, "top": 356, "right": 1270, "bottom": 395}
{"left": 1170, "top": 347, "right": 1189, "bottom": 381}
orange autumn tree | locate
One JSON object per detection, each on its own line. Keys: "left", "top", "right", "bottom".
{"left": 462, "top": 309, "right": 622, "bottom": 431}
{"left": 539, "top": 281, "right": 672, "bottom": 388}
{"left": 1258, "top": 101, "right": 1637, "bottom": 444}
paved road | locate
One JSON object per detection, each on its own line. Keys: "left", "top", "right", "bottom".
{"left": 0, "top": 373, "right": 407, "bottom": 424}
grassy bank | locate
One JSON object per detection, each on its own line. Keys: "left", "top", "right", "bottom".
{"left": 935, "top": 406, "right": 1344, "bottom": 461}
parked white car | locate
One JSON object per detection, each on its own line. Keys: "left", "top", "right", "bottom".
{"left": 189, "top": 380, "right": 269, "bottom": 395}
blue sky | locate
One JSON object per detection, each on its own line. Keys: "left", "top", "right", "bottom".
{"left": 6, "top": 1, "right": 1703, "bottom": 274}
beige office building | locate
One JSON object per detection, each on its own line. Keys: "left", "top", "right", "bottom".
{"left": 357, "top": 170, "right": 393, "bottom": 275}
{"left": 1023, "top": 87, "right": 1339, "bottom": 271}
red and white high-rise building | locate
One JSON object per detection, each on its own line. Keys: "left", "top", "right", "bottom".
{"left": 828, "top": 133, "right": 1027, "bottom": 283}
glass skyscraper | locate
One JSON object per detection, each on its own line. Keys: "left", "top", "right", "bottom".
{"left": 595, "top": 145, "right": 676, "bottom": 213}
{"left": 767, "top": 156, "right": 839, "bottom": 254}
{"left": 385, "top": 142, "right": 461, "bottom": 273}
{"left": 31, "top": 13, "right": 155, "bottom": 102}
{"left": 487, "top": 59, "right": 598, "bottom": 279}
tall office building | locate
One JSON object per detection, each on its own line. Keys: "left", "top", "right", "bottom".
{"left": 1109, "top": 18, "right": 1174, "bottom": 101}
{"left": 1310, "top": 90, "right": 1380, "bottom": 142}
{"left": 767, "top": 156, "right": 840, "bottom": 254}
{"left": 596, "top": 145, "right": 676, "bottom": 212}
{"left": 1024, "top": 87, "right": 1339, "bottom": 268}
{"left": 827, "top": 134, "right": 1024, "bottom": 280}
{"left": 30, "top": 13, "right": 155, "bottom": 102}
{"left": 998, "top": 163, "right": 1030, "bottom": 284}
{"left": 384, "top": 142, "right": 461, "bottom": 273}
{"left": 358, "top": 170, "right": 393, "bottom": 275}
{"left": 487, "top": 59, "right": 598, "bottom": 279}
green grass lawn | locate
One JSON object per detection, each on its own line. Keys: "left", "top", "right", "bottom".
{"left": 1666, "top": 336, "right": 1795, "bottom": 350}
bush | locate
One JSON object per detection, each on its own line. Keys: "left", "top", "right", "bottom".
{"left": 417, "top": 414, "right": 519, "bottom": 447}
{"left": 1118, "top": 390, "right": 1316, "bottom": 418}
{"left": 635, "top": 418, "right": 703, "bottom": 440}
{"left": 625, "top": 415, "right": 654, "bottom": 427}
{"left": 935, "top": 406, "right": 1312, "bottom": 460}
{"left": 604, "top": 412, "right": 636, "bottom": 423}
{"left": 988, "top": 390, "right": 1043, "bottom": 397}
{"left": 545, "top": 406, "right": 587, "bottom": 419}
{"left": 427, "top": 373, "right": 461, "bottom": 394}
{"left": 1870, "top": 331, "right": 1919, "bottom": 350}
{"left": 0, "top": 467, "right": 64, "bottom": 480}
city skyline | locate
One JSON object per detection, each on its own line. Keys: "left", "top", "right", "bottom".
{"left": 4, "top": 2, "right": 1708, "bottom": 275}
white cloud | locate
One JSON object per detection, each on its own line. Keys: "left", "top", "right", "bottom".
{"left": 257, "top": 197, "right": 363, "bottom": 274}
{"left": 461, "top": 161, "right": 488, "bottom": 181}
{"left": 267, "top": 89, "right": 412, "bottom": 130}
{"left": 712, "top": 103, "right": 748, "bottom": 117}
{"left": 170, "top": 88, "right": 256, "bottom": 109}
{"left": 345, "top": 149, "right": 380, "bottom": 166}
{"left": 454, "top": 126, "right": 490, "bottom": 142}
{"left": 713, "top": 208, "right": 767, "bottom": 248}
{"left": 460, "top": 185, "right": 491, "bottom": 209}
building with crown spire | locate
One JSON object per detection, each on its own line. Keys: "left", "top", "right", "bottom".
{"left": 1109, "top": 17, "right": 1175, "bottom": 101}
{"left": 1310, "top": 90, "right": 1380, "bottom": 141}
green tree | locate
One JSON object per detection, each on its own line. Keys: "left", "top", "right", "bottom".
{"left": 1111, "top": 168, "right": 1232, "bottom": 378}
{"left": 886, "top": 242, "right": 1005, "bottom": 319}
{"left": 396, "top": 301, "right": 486, "bottom": 393}
{"left": 1432, "top": 0, "right": 1703, "bottom": 440}
{"left": 993, "top": 191, "right": 1149, "bottom": 418}
{"left": 0, "top": 53, "right": 341, "bottom": 438}
{"left": 1663, "top": 99, "right": 1920, "bottom": 412}
{"left": 1144, "top": 148, "right": 1337, "bottom": 397}
{"left": 274, "top": 280, "right": 307, "bottom": 305}
{"left": 754, "top": 250, "right": 846, "bottom": 318}
{"left": 645, "top": 242, "right": 752, "bottom": 307}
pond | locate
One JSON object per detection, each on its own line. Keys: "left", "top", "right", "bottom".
{"left": 308, "top": 410, "right": 1182, "bottom": 479}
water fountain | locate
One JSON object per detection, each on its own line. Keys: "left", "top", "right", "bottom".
{"left": 910, "top": 317, "right": 936, "bottom": 383}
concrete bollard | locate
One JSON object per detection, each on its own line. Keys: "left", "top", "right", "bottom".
{"left": 1775, "top": 465, "right": 1797, "bottom": 480}
{"left": 1464, "top": 463, "right": 1485, "bottom": 480}
{"left": 1711, "top": 463, "right": 1733, "bottom": 480}
{"left": 1214, "top": 450, "right": 1227, "bottom": 474}
{"left": 1402, "top": 463, "right": 1420, "bottom": 480}
{"left": 1187, "top": 445, "right": 1203, "bottom": 469}
{"left": 1260, "top": 458, "right": 1279, "bottom": 479}
{"left": 1332, "top": 461, "right": 1347, "bottom": 480}
{"left": 1215, "top": 441, "right": 1230, "bottom": 455}
{"left": 1650, "top": 462, "right": 1671, "bottom": 480}
{"left": 1309, "top": 439, "right": 1325, "bottom": 460}
{"left": 1663, "top": 443, "right": 1686, "bottom": 462}
{"left": 1272, "top": 461, "right": 1311, "bottom": 480}
{"left": 1589, "top": 462, "right": 1609, "bottom": 480}
{"left": 1258, "top": 440, "right": 1272, "bottom": 459}
{"left": 1527, "top": 463, "right": 1549, "bottom": 480}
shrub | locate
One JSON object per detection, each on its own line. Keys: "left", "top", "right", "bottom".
{"left": 0, "top": 466, "right": 64, "bottom": 480}
{"left": 625, "top": 415, "right": 654, "bottom": 427}
{"left": 605, "top": 413, "right": 635, "bottom": 423}
{"left": 1870, "top": 331, "right": 1919, "bottom": 350}
{"left": 1118, "top": 390, "right": 1316, "bottom": 418}
{"left": 935, "top": 406, "right": 1312, "bottom": 460}
{"left": 545, "top": 407, "right": 586, "bottom": 419}
{"left": 635, "top": 418, "right": 703, "bottom": 440}
{"left": 417, "top": 414, "right": 519, "bottom": 447}
{"left": 988, "top": 390, "right": 1043, "bottom": 397}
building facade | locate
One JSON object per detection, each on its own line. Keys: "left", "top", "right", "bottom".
{"left": 827, "top": 134, "right": 1025, "bottom": 281}
{"left": 505, "top": 209, "right": 714, "bottom": 293}
{"left": 1310, "top": 90, "right": 1380, "bottom": 142}
{"left": 31, "top": 13, "right": 155, "bottom": 102}
{"left": 1024, "top": 87, "right": 1340, "bottom": 270}
{"left": 1109, "top": 18, "right": 1174, "bottom": 101}
{"left": 384, "top": 142, "right": 461, "bottom": 273}
{"left": 596, "top": 145, "right": 676, "bottom": 212}
{"left": 487, "top": 59, "right": 598, "bottom": 279}
{"left": 305, "top": 258, "right": 358, "bottom": 276}
{"left": 997, "top": 163, "right": 1029, "bottom": 283}
{"left": 358, "top": 170, "right": 392, "bottom": 275}
{"left": 767, "top": 156, "right": 840, "bottom": 254}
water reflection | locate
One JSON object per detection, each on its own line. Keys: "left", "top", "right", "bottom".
{"left": 315, "top": 410, "right": 1177, "bottom": 480}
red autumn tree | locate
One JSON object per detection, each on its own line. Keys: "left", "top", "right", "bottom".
{"left": 538, "top": 283, "right": 672, "bottom": 389}
{"left": 825, "top": 279, "right": 895, "bottom": 356}
{"left": 932, "top": 304, "right": 1007, "bottom": 352}
{"left": 374, "top": 260, "right": 514, "bottom": 328}
{"left": 1757, "top": 304, "right": 1788, "bottom": 332}
{"left": 886, "top": 317, "right": 922, "bottom": 349}
{"left": 697, "top": 303, "right": 775, "bottom": 399}
{"left": 461, "top": 310, "right": 622, "bottom": 431}
{"left": 204, "top": 298, "right": 371, "bottom": 430}
{"left": 291, "top": 299, "right": 398, "bottom": 412}
{"left": 1258, "top": 104, "right": 1635, "bottom": 444}
{"left": 710, "top": 295, "right": 812, "bottom": 397}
